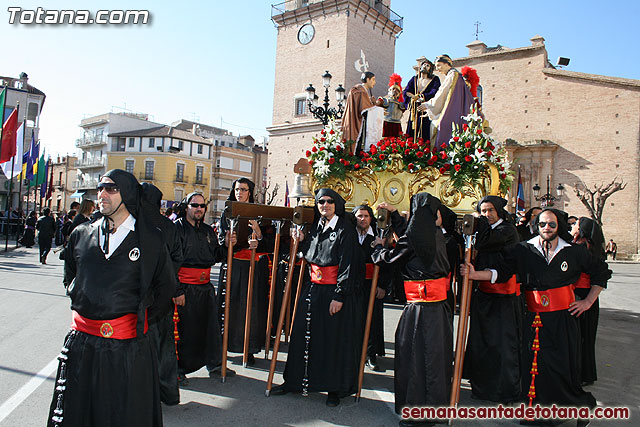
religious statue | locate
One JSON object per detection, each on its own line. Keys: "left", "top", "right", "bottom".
{"left": 423, "top": 54, "right": 474, "bottom": 150}
{"left": 376, "top": 73, "right": 406, "bottom": 138}
{"left": 342, "top": 71, "right": 377, "bottom": 154}
{"left": 403, "top": 58, "right": 441, "bottom": 145}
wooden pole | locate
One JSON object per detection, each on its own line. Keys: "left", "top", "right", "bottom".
{"left": 265, "top": 228, "right": 300, "bottom": 396}
{"left": 289, "top": 258, "right": 306, "bottom": 337}
{"left": 221, "top": 219, "right": 237, "bottom": 383}
{"left": 449, "top": 226, "right": 475, "bottom": 407}
{"left": 355, "top": 264, "right": 381, "bottom": 401}
{"left": 264, "top": 220, "right": 282, "bottom": 359}
{"left": 242, "top": 230, "right": 258, "bottom": 367}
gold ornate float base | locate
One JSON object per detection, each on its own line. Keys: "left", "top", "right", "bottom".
{"left": 311, "top": 155, "right": 501, "bottom": 215}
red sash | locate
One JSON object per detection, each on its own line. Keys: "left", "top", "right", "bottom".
{"left": 404, "top": 274, "right": 450, "bottom": 303}
{"left": 365, "top": 263, "right": 375, "bottom": 280}
{"left": 479, "top": 275, "right": 520, "bottom": 295}
{"left": 233, "top": 249, "right": 269, "bottom": 262}
{"left": 574, "top": 273, "right": 591, "bottom": 289}
{"left": 310, "top": 264, "right": 339, "bottom": 284}
{"left": 178, "top": 267, "right": 210, "bottom": 284}
{"left": 71, "top": 310, "right": 147, "bottom": 339}
{"left": 525, "top": 285, "right": 575, "bottom": 312}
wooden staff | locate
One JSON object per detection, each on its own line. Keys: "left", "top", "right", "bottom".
{"left": 221, "top": 218, "right": 237, "bottom": 383}
{"left": 289, "top": 258, "right": 307, "bottom": 337}
{"left": 264, "top": 220, "right": 283, "bottom": 359}
{"left": 265, "top": 225, "right": 301, "bottom": 396}
{"left": 449, "top": 214, "right": 477, "bottom": 407}
{"left": 356, "top": 208, "right": 389, "bottom": 402}
{"left": 242, "top": 228, "right": 258, "bottom": 367}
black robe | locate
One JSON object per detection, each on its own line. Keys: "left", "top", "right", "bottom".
{"left": 465, "top": 217, "right": 523, "bottom": 402}
{"left": 48, "top": 220, "right": 174, "bottom": 427}
{"left": 217, "top": 213, "right": 271, "bottom": 355}
{"left": 282, "top": 216, "right": 363, "bottom": 396}
{"left": 492, "top": 240, "right": 611, "bottom": 409}
{"left": 175, "top": 218, "right": 225, "bottom": 374}
{"left": 372, "top": 230, "right": 452, "bottom": 414}
{"left": 574, "top": 284, "right": 599, "bottom": 384}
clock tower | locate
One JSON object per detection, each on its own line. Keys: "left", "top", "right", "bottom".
{"left": 267, "top": 0, "right": 403, "bottom": 202}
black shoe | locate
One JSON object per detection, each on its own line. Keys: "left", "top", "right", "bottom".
{"left": 326, "top": 392, "right": 340, "bottom": 407}
{"left": 177, "top": 373, "right": 189, "bottom": 386}
{"left": 163, "top": 399, "right": 180, "bottom": 406}
{"left": 208, "top": 365, "right": 236, "bottom": 377}
{"left": 270, "top": 384, "right": 290, "bottom": 396}
{"left": 247, "top": 354, "right": 256, "bottom": 366}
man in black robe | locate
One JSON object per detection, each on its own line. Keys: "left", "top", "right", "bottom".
{"left": 272, "top": 188, "right": 362, "bottom": 407}
{"left": 175, "top": 192, "right": 233, "bottom": 384}
{"left": 48, "top": 169, "right": 175, "bottom": 427}
{"left": 217, "top": 178, "right": 271, "bottom": 365}
{"left": 517, "top": 207, "right": 541, "bottom": 242}
{"left": 465, "top": 195, "right": 523, "bottom": 403}
{"left": 353, "top": 204, "right": 389, "bottom": 372}
{"left": 36, "top": 207, "right": 56, "bottom": 264}
{"left": 141, "top": 182, "right": 183, "bottom": 405}
{"left": 372, "top": 193, "right": 452, "bottom": 426}
{"left": 462, "top": 208, "right": 611, "bottom": 424}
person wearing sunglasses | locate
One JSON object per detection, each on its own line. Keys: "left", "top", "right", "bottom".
{"left": 272, "top": 188, "right": 361, "bottom": 408}
{"left": 216, "top": 177, "right": 272, "bottom": 366}
{"left": 461, "top": 208, "right": 611, "bottom": 425}
{"left": 48, "top": 169, "right": 176, "bottom": 426}
{"left": 173, "top": 192, "right": 236, "bottom": 385}
{"left": 370, "top": 192, "right": 452, "bottom": 425}
{"left": 465, "top": 195, "right": 523, "bottom": 404}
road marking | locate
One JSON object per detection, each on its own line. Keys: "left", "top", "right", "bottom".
{"left": 0, "top": 358, "right": 59, "bottom": 422}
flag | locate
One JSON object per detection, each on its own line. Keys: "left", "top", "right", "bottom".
{"left": 46, "top": 158, "right": 54, "bottom": 200}
{"left": 31, "top": 150, "right": 45, "bottom": 187}
{"left": 284, "top": 181, "right": 290, "bottom": 207}
{"left": 1, "top": 122, "right": 24, "bottom": 179}
{"left": 0, "top": 87, "right": 6, "bottom": 141}
{"left": 25, "top": 135, "right": 37, "bottom": 180}
{"left": 0, "top": 107, "right": 18, "bottom": 162}
{"left": 516, "top": 168, "right": 525, "bottom": 212}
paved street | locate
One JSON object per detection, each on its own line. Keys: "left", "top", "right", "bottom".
{"left": 0, "top": 245, "right": 637, "bottom": 426}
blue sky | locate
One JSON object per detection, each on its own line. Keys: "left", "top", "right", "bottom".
{"left": 2, "top": 0, "right": 638, "bottom": 157}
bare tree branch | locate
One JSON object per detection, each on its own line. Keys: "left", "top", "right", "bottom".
{"left": 573, "top": 177, "right": 626, "bottom": 226}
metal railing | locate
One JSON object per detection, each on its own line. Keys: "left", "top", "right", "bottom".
{"left": 193, "top": 177, "right": 208, "bottom": 186}
{"left": 174, "top": 174, "right": 189, "bottom": 183}
{"left": 76, "top": 134, "right": 108, "bottom": 148}
{"left": 139, "top": 172, "right": 154, "bottom": 181}
{"left": 73, "top": 178, "right": 100, "bottom": 190}
{"left": 75, "top": 157, "right": 106, "bottom": 168}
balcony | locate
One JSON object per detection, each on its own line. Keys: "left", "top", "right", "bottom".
{"left": 73, "top": 178, "right": 99, "bottom": 190}
{"left": 174, "top": 174, "right": 189, "bottom": 183}
{"left": 75, "top": 157, "right": 106, "bottom": 169}
{"left": 193, "top": 177, "right": 208, "bottom": 186}
{"left": 76, "top": 134, "right": 108, "bottom": 148}
{"left": 139, "top": 172, "right": 154, "bottom": 182}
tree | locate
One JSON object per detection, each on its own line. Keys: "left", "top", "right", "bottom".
{"left": 573, "top": 177, "right": 626, "bottom": 226}
{"left": 255, "top": 180, "right": 279, "bottom": 205}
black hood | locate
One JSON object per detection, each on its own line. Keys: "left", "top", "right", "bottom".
{"left": 352, "top": 204, "right": 377, "bottom": 234}
{"left": 477, "top": 195, "right": 508, "bottom": 220}
{"left": 407, "top": 192, "right": 441, "bottom": 268}
{"left": 315, "top": 188, "right": 346, "bottom": 217}
{"left": 578, "top": 216, "right": 606, "bottom": 260}
{"left": 227, "top": 178, "right": 255, "bottom": 203}
{"left": 438, "top": 204, "right": 457, "bottom": 235}
{"left": 533, "top": 208, "right": 573, "bottom": 243}
{"left": 103, "top": 169, "right": 141, "bottom": 218}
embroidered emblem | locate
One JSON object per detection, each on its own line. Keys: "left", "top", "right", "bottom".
{"left": 560, "top": 261, "right": 568, "bottom": 272}
{"left": 541, "top": 295, "right": 550, "bottom": 307}
{"left": 129, "top": 247, "right": 140, "bottom": 261}
{"left": 316, "top": 269, "right": 323, "bottom": 280}
{"left": 200, "top": 272, "right": 207, "bottom": 282}
{"left": 329, "top": 232, "right": 337, "bottom": 242}
{"left": 100, "top": 322, "right": 114, "bottom": 338}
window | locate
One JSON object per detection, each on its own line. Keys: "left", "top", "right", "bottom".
{"left": 295, "top": 98, "right": 307, "bottom": 116}
{"left": 112, "top": 138, "right": 126, "bottom": 152}
{"left": 197, "top": 144, "right": 203, "bottom": 154}
{"left": 174, "top": 189, "right": 183, "bottom": 202}
{"left": 145, "top": 161, "right": 154, "bottom": 180}
{"left": 216, "top": 156, "right": 233, "bottom": 169}
{"left": 239, "top": 160, "right": 252, "bottom": 173}
{"left": 218, "top": 178, "right": 233, "bottom": 190}
{"left": 195, "top": 166, "right": 204, "bottom": 184}
{"left": 128, "top": 137, "right": 135, "bottom": 148}
{"left": 148, "top": 137, "right": 155, "bottom": 148}
{"left": 125, "top": 160, "right": 134, "bottom": 174}
{"left": 178, "top": 140, "right": 184, "bottom": 150}
{"left": 176, "top": 163, "right": 185, "bottom": 182}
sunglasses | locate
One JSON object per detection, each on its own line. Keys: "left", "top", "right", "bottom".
{"left": 190, "top": 203, "right": 207, "bottom": 208}
{"left": 537, "top": 221, "right": 557, "bottom": 229}
{"left": 97, "top": 183, "right": 120, "bottom": 194}
{"left": 235, "top": 187, "right": 250, "bottom": 192}
{"left": 317, "top": 199, "right": 335, "bottom": 205}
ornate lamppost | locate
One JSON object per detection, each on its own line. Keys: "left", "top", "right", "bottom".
{"left": 305, "top": 70, "right": 346, "bottom": 126}
{"left": 533, "top": 175, "right": 565, "bottom": 207}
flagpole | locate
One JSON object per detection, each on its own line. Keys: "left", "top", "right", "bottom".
{"left": 0, "top": 87, "right": 7, "bottom": 161}
{"left": 16, "top": 116, "right": 27, "bottom": 247}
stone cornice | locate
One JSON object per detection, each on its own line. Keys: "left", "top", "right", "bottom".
{"left": 542, "top": 68, "right": 640, "bottom": 89}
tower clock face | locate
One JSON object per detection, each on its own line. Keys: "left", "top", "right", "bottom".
{"left": 297, "top": 24, "right": 315, "bottom": 45}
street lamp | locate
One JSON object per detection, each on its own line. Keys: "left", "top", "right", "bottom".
{"left": 533, "top": 175, "right": 564, "bottom": 207}
{"left": 305, "top": 70, "right": 345, "bottom": 125}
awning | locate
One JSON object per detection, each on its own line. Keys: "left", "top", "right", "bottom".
{"left": 70, "top": 191, "right": 85, "bottom": 199}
